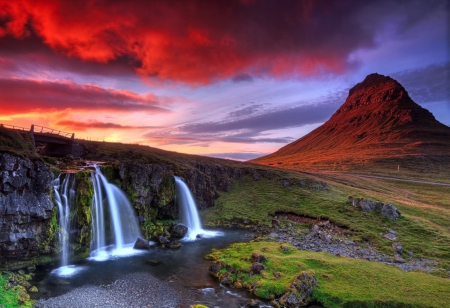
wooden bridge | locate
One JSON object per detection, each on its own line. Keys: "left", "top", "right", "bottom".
{"left": 0, "top": 124, "right": 83, "bottom": 157}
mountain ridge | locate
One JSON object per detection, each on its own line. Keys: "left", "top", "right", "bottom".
{"left": 251, "top": 73, "right": 450, "bottom": 177}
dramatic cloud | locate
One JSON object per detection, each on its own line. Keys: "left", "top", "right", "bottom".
{"left": 1, "top": 0, "right": 445, "bottom": 84}
{"left": 180, "top": 103, "right": 336, "bottom": 134}
{"left": 0, "top": 78, "right": 170, "bottom": 114}
{"left": 55, "top": 120, "right": 161, "bottom": 132}
{"left": 391, "top": 62, "right": 450, "bottom": 105}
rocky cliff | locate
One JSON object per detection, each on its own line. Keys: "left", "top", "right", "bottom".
{"left": 0, "top": 153, "right": 55, "bottom": 267}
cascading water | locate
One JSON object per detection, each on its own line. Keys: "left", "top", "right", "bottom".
{"left": 90, "top": 165, "right": 142, "bottom": 260}
{"left": 52, "top": 173, "right": 76, "bottom": 275}
{"left": 174, "top": 176, "right": 223, "bottom": 241}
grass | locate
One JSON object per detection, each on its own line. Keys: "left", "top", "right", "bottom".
{"left": 203, "top": 173, "right": 450, "bottom": 268}
{"left": 0, "top": 126, "right": 35, "bottom": 157}
{"left": 208, "top": 241, "right": 450, "bottom": 308}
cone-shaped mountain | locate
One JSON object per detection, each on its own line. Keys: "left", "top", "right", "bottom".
{"left": 252, "top": 73, "right": 450, "bottom": 170}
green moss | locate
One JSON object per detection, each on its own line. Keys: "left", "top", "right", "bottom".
{"left": 157, "top": 174, "right": 175, "bottom": 208}
{"left": 210, "top": 241, "right": 450, "bottom": 307}
{"left": 0, "top": 272, "right": 36, "bottom": 308}
{"left": 75, "top": 170, "right": 94, "bottom": 247}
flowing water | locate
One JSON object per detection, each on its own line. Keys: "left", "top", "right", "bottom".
{"left": 89, "top": 165, "right": 142, "bottom": 260}
{"left": 52, "top": 173, "right": 75, "bottom": 276}
{"left": 175, "top": 176, "right": 223, "bottom": 240}
{"left": 31, "top": 228, "right": 267, "bottom": 307}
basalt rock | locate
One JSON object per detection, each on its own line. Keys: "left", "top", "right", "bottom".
{"left": 171, "top": 223, "right": 188, "bottom": 238}
{"left": 134, "top": 237, "right": 150, "bottom": 250}
{"left": 0, "top": 153, "right": 55, "bottom": 265}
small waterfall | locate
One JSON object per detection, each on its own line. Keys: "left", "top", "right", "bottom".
{"left": 53, "top": 173, "right": 75, "bottom": 272}
{"left": 175, "top": 176, "right": 223, "bottom": 241}
{"left": 90, "top": 165, "right": 142, "bottom": 260}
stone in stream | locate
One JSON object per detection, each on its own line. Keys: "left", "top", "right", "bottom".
{"left": 158, "top": 236, "right": 170, "bottom": 245}
{"left": 133, "top": 237, "right": 150, "bottom": 250}
{"left": 171, "top": 223, "right": 188, "bottom": 238}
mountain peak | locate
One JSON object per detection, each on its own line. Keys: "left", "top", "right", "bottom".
{"left": 251, "top": 73, "right": 450, "bottom": 171}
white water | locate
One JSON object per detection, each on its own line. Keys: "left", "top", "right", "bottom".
{"left": 89, "top": 165, "right": 142, "bottom": 260}
{"left": 174, "top": 176, "right": 223, "bottom": 241}
{"left": 53, "top": 174, "right": 75, "bottom": 268}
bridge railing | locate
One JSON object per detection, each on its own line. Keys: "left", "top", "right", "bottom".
{"left": 0, "top": 124, "right": 28, "bottom": 131}
{"left": 31, "top": 125, "right": 74, "bottom": 139}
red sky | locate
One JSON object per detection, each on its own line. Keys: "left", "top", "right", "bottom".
{"left": 1, "top": 0, "right": 449, "bottom": 160}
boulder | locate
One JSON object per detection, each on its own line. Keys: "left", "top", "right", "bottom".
{"left": 133, "top": 237, "right": 150, "bottom": 250}
{"left": 351, "top": 198, "right": 361, "bottom": 207}
{"left": 171, "top": 223, "right": 188, "bottom": 238}
{"left": 381, "top": 204, "right": 401, "bottom": 220}
{"left": 359, "top": 199, "right": 383, "bottom": 212}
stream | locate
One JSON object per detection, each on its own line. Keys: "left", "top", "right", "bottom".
{"left": 31, "top": 228, "right": 271, "bottom": 307}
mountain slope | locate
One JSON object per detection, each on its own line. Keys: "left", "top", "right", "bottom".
{"left": 251, "top": 73, "right": 450, "bottom": 178}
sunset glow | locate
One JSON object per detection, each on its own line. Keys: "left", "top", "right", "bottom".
{"left": 0, "top": 0, "right": 448, "bottom": 160}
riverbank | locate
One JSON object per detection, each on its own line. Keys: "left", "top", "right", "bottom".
{"left": 34, "top": 272, "right": 185, "bottom": 308}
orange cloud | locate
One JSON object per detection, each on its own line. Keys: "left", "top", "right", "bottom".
{"left": 0, "top": 77, "right": 170, "bottom": 114}
{"left": 0, "top": 0, "right": 402, "bottom": 84}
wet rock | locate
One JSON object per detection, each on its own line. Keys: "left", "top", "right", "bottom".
{"left": 381, "top": 204, "right": 401, "bottom": 220}
{"left": 133, "top": 237, "right": 150, "bottom": 250}
{"left": 209, "top": 263, "right": 221, "bottom": 277}
{"left": 196, "top": 234, "right": 203, "bottom": 239}
{"left": 246, "top": 299, "right": 260, "bottom": 307}
{"left": 219, "top": 271, "right": 233, "bottom": 285}
{"left": 168, "top": 241, "right": 181, "bottom": 249}
{"left": 157, "top": 236, "right": 170, "bottom": 245}
{"left": 171, "top": 223, "right": 188, "bottom": 238}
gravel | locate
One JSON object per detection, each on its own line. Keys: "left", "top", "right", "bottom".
{"left": 34, "top": 272, "right": 184, "bottom": 308}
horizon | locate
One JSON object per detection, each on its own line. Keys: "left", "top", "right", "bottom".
{"left": 1, "top": 0, "right": 449, "bottom": 161}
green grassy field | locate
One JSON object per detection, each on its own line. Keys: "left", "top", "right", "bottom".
{"left": 208, "top": 241, "right": 450, "bottom": 307}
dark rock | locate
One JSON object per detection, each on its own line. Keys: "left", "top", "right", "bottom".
{"left": 157, "top": 236, "right": 170, "bottom": 245}
{"left": 251, "top": 251, "right": 267, "bottom": 263}
{"left": 209, "top": 263, "right": 221, "bottom": 277}
{"left": 168, "top": 241, "right": 181, "bottom": 249}
{"left": 352, "top": 198, "right": 361, "bottom": 207}
{"left": 359, "top": 199, "right": 383, "bottom": 212}
{"left": 196, "top": 234, "right": 203, "bottom": 239}
{"left": 171, "top": 223, "right": 188, "bottom": 238}
{"left": 381, "top": 204, "right": 401, "bottom": 220}
{"left": 394, "top": 254, "right": 405, "bottom": 263}
{"left": 280, "top": 179, "right": 290, "bottom": 187}
{"left": 272, "top": 219, "right": 280, "bottom": 227}
{"left": 249, "top": 262, "right": 265, "bottom": 275}
{"left": 392, "top": 243, "right": 403, "bottom": 254}
{"left": 246, "top": 299, "right": 260, "bottom": 307}
{"left": 219, "top": 271, "right": 233, "bottom": 285}
{"left": 133, "top": 237, "right": 150, "bottom": 250}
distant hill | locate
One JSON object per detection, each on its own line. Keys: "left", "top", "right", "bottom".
{"left": 251, "top": 73, "right": 450, "bottom": 179}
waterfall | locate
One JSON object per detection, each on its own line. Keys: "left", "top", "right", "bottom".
{"left": 174, "top": 176, "right": 223, "bottom": 241}
{"left": 53, "top": 173, "right": 75, "bottom": 274}
{"left": 90, "top": 165, "right": 142, "bottom": 260}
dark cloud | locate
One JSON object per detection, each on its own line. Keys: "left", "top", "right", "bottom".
{"left": 180, "top": 103, "right": 336, "bottom": 134}
{"left": 232, "top": 73, "right": 253, "bottom": 83}
{"left": 391, "top": 62, "right": 450, "bottom": 104}
{"left": 227, "top": 103, "right": 263, "bottom": 118}
{"left": 0, "top": 78, "right": 170, "bottom": 114}
{"left": 1, "top": 0, "right": 445, "bottom": 84}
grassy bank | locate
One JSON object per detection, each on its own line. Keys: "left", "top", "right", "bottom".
{"left": 202, "top": 173, "right": 450, "bottom": 269}
{"left": 207, "top": 241, "right": 450, "bottom": 308}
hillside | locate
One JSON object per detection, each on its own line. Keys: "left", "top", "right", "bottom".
{"left": 251, "top": 73, "right": 450, "bottom": 181}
